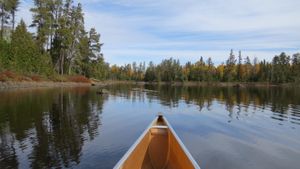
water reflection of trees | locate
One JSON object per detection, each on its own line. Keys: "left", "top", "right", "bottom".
{"left": 173, "top": 86, "right": 299, "bottom": 124}
{"left": 108, "top": 85, "right": 300, "bottom": 126}
{"left": 0, "top": 87, "right": 107, "bottom": 168}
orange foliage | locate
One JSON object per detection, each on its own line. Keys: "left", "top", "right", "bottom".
{"left": 30, "top": 75, "right": 42, "bottom": 82}
{"left": 0, "top": 74, "right": 6, "bottom": 82}
{"left": 2, "top": 71, "right": 17, "bottom": 79}
{"left": 0, "top": 71, "right": 19, "bottom": 81}
{"left": 67, "top": 75, "right": 91, "bottom": 83}
{"left": 111, "top": 65, "right": 119, "bottom": 73}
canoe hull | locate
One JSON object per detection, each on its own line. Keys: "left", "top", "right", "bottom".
{"left": 114, "top": 115, "right": 200, "bottom": 169}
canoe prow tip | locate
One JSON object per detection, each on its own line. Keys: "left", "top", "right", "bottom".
{"left": 157, "top": 112, "right": 164, "bottom": 117}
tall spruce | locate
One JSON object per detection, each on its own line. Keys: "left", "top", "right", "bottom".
{"left": 237, "top": 50, "right": 242, "bottom": 81}
{"left": 11, "top": 20, "right": 41, "bottom": 73}
{"left": 30, "top": 0, "right": 53, "bottom": 51}
{"left": 224, "top": 49, "right": 236, "bottom": 81}
{"left": 207, "top": 57, "right": 215, "bottom": 82}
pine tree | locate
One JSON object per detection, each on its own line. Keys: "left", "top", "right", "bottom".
{"left": 67, "top": 3, "right": 86, "bottom": 74}
{"left": 88, "top": 28, "right": 103, "bottom": 60}
{"left": 30, "top": 0, "right": 53, "bottom": 51}
{"left": 145, "top": 61, "right": 156, "bottom": 82}
{"left": 206, "top": 57, "right": 215, "bottom": 82}
{"left": 51, "top": 0, "right": 73, "bottom": 74}
{"left": 0, "top": 0, "right": 10, "bottom": 39}
{"left": 252, "top": 57, "right": 259, "bottom": 81}
{"left": 237, "top": 50, "right": 242, "bottom": 81}
{"left": 224, "top": 49, "right": 236, "bottom": 81}
{"left": 85, "top": 28, "right": 105, "bottom": 78}
{"left": 6, "top": 0, "right": 19, "bottom": 30}
{"left": 292, "top": 53, "right": 300, "bottom": 83}
{"left": 271, "top": 53, "right": 291, "bottom": 83}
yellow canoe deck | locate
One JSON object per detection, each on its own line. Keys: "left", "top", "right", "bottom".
{"left": 114, "top": 115, "right": 200, "bottom": 169}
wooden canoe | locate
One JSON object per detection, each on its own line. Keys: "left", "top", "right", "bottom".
{"left": 114, "top": 115, "right": 201, "bottom": 169}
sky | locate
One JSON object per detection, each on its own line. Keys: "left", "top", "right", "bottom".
{"left": 19, "top": 0, "right": 300, "bottom": 65}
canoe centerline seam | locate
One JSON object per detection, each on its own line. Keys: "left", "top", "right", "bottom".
{"left": 148, "top": 127, "right": 170, "bottom": 169}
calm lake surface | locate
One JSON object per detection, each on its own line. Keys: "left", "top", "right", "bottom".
{"left": 0, "top": 85, "right": 300, "bottom": 169}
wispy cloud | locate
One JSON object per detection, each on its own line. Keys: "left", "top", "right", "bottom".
{"left": 19, "top": 0, "right": 300, "bottom": 65}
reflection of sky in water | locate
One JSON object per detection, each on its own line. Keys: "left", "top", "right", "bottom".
{"left": 0, "top": 86, "right": 300, "bottom": 169}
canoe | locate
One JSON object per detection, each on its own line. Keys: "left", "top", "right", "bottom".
{"left": 114, "top": 115, "right": 201, "bottom": 169}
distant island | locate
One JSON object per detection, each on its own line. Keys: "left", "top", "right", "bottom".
{"left": 0, "top": 0, "right": 300, "bottom": 86}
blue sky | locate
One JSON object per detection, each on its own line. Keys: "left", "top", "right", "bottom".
{"left": 19, "top": 0, "right": 300, "bottom": 65}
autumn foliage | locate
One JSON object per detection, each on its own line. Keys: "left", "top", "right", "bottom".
{"left": 67, "top": 76, "right": 91, "bottom": 83}
{"left": 109, "top": 51, "right": 300, "bottom": 83}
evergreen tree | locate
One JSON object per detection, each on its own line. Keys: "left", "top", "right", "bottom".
{"left": 251, "top": 57, "right": 259, "bottom": 81}
{"left": 206, "top": 57, "right": 215, "bottom": 82}
{"left": 292, "top": 53, "right": 300, "bottom": 83}
{"left": 271, "top": 52, "right": 291, "bottom": 83}
{"left": 74, "top": 34, "right": 89, "bottom": 75}
{"left": 0, "top": 38, "right": 10, "bottom": 69}
{"left": 224, "top": 49, "right": 236, "bottom": 81}
{"left": 0, "top": 0, "right": 10, "bottom": 39}
{"left": 88, "top": 28, "right": 103, "bottom": 60}
{"left": 30, "top": 0, "right": 53, "bottom": 51}
{"left": 51, "top": 0, "right": 75, "bottom": 74}
{"left": 67, "top": 3, "right": 86, "bottom": 74}
{"left": 89, "top": 56, "right": 109, "bottom": 80}
{"left": 145, "top": 61, "right": 156, "bottom": 82}
{"left": 6, "top": 0, "right": 19, "bottom": 30}
{"left": 244, "top": 56, "right": 252, "bottom": 81}
{"left": 11, "top": 20, "right": 51, "bottom": 74}
{"left": 237, "top": 50, "right": 243, "bottom": 81}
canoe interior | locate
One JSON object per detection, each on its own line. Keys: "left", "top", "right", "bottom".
{"left": 116, "top": 116, "right": 198, "bottom": 169}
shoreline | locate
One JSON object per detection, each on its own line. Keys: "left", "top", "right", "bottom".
{"left": 0, "top": 81, "right": 92, "bottom": 90}
{"left": 146, "top": 81, "right": 299, "bottom": 88}
{"left": 0, "top": 81, "right": 299, "bottom": 90}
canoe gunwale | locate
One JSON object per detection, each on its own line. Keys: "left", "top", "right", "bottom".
{"left": 113, "top": 115, "right": 201, "bottom": 169}
{"left": 162, "top": 116, "right": 201, "bottom": 169}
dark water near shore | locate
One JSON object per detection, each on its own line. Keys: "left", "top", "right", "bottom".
{"left": 0, "top": 85, "right": 300, "bottom": 169}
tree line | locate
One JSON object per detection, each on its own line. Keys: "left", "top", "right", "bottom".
{"left": 144, "top": 51, "right": 300, "bottom": 83}
{"left": 0, "top": 0, "right": 108, "bottom": 79}
{"left": 111, "top": 50, "right": 300, "bottom": 84}
{"left": 1, "top": 1, "right": 299, "bottom": 83}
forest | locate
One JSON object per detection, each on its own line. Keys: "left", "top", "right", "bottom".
{"left": 0, "top": 0, "right": 300, "bottom": 83}
{"left": 0, "top": 0, "right": 109, "bottom": 81}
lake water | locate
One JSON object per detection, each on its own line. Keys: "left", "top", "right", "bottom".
{"left": 0, "top": 85, "right": 300, "bottom": 169}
